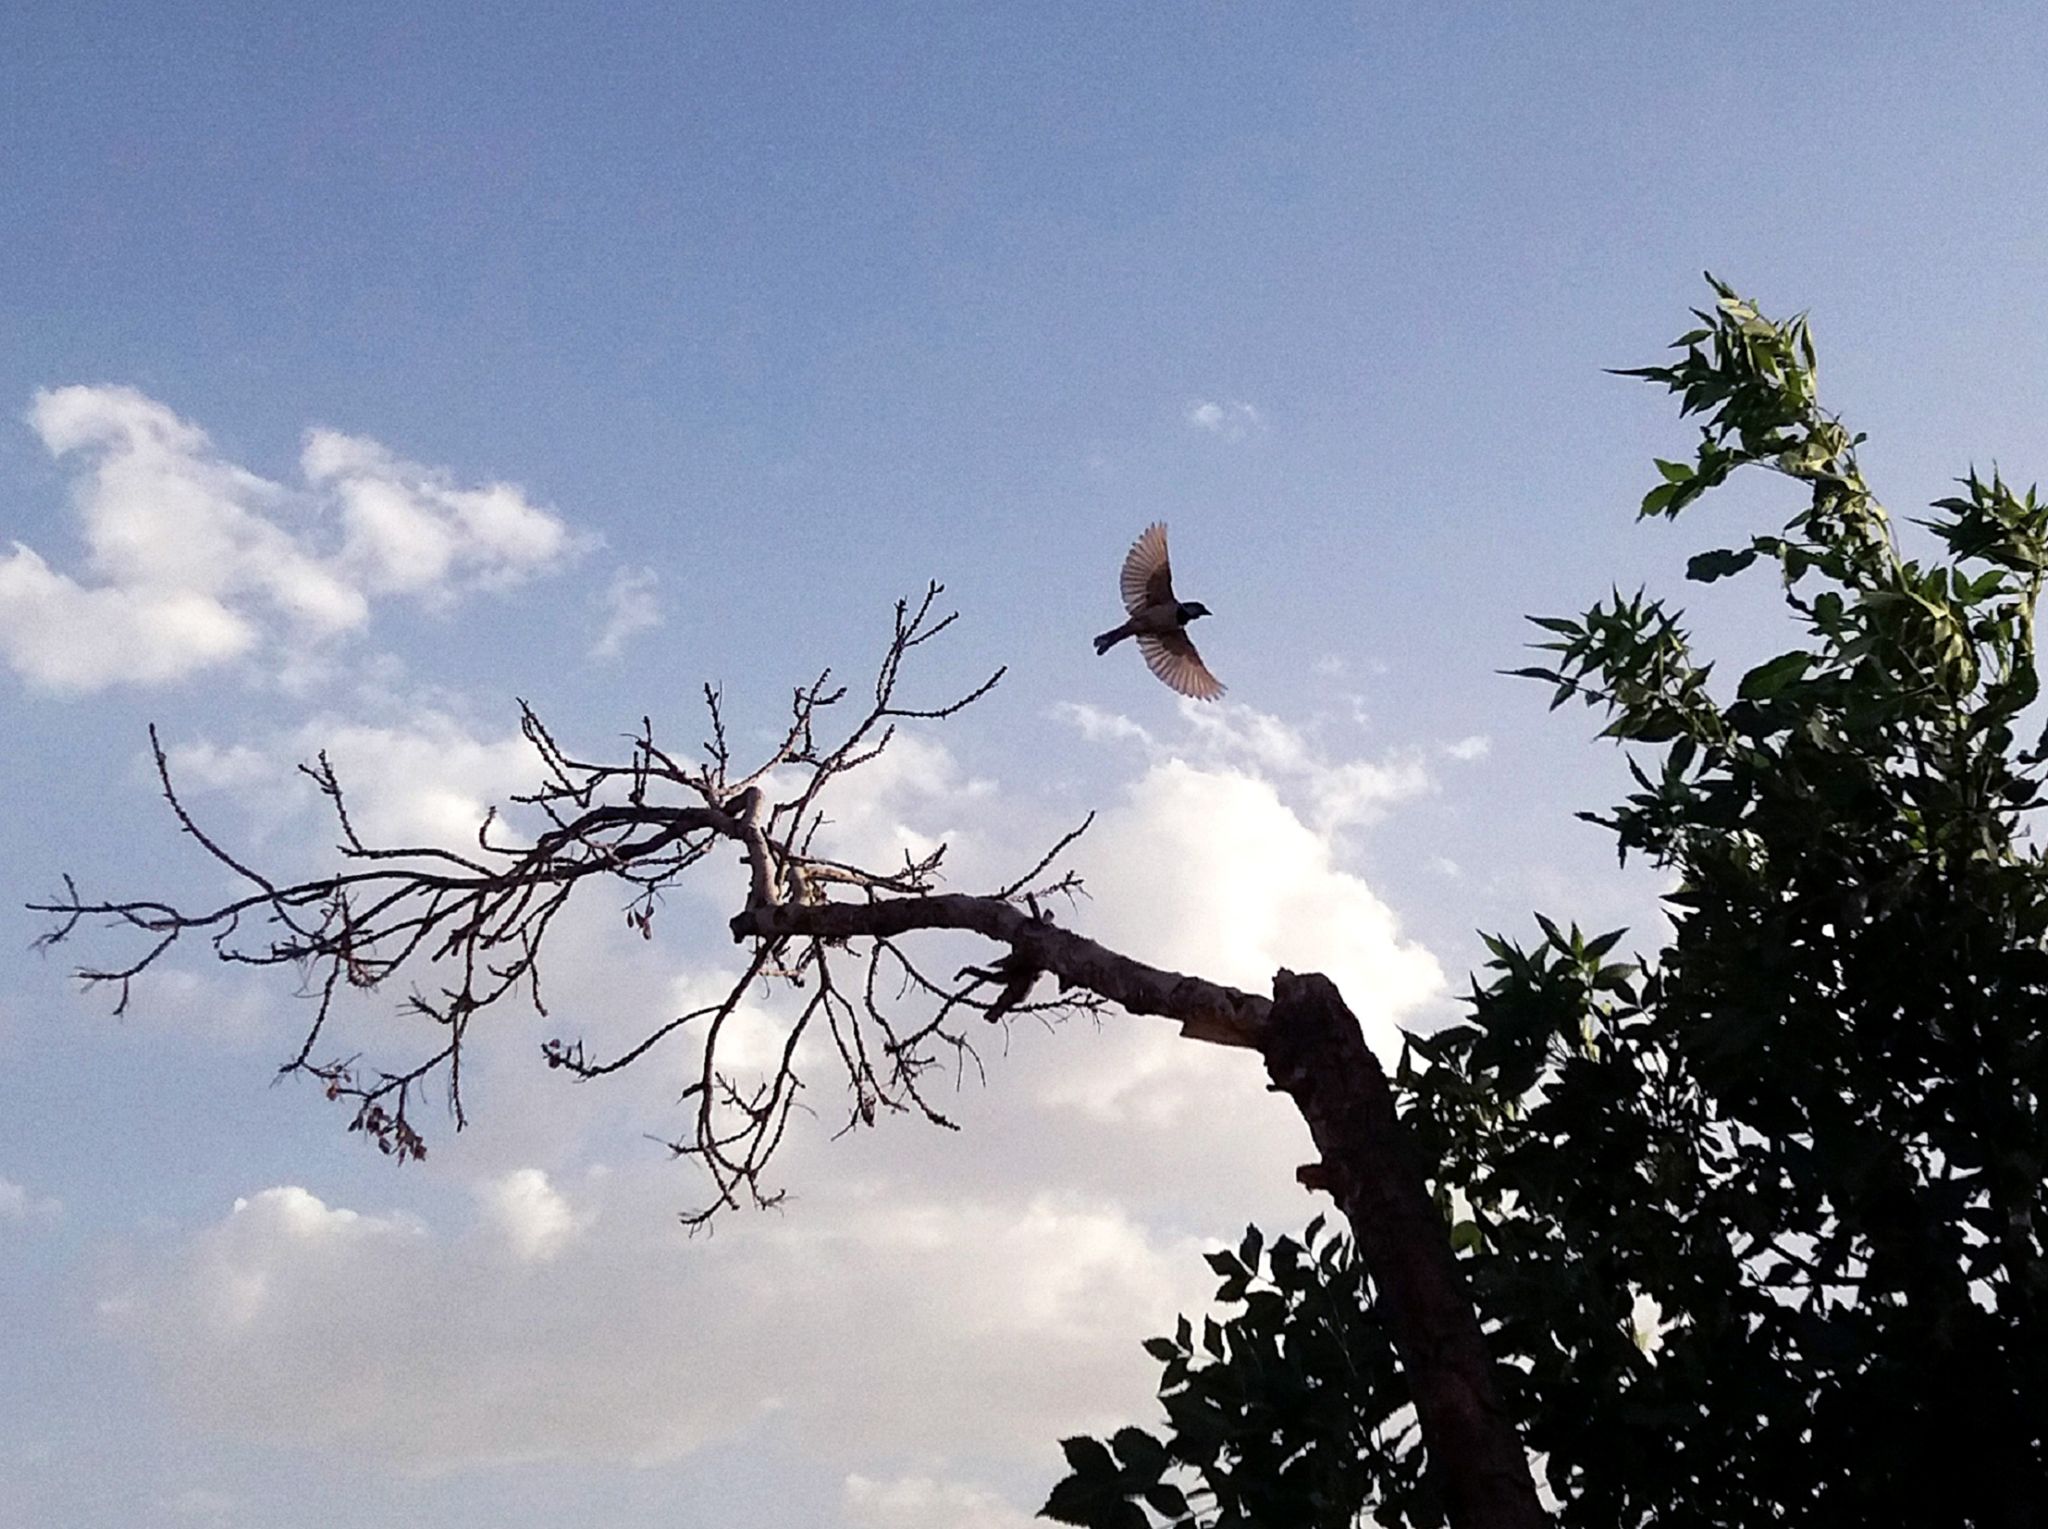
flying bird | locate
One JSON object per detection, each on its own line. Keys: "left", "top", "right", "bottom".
{"left": 1093, "top": 522, "right": 1225, "bottom": 700}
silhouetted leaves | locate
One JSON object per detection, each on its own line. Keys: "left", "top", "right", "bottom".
{"left": 1046, "top": 280, "right": 2048, "bottom": 1527}
{"left": 1041, "top": 1219, "right": 1433, "bottom": 1528}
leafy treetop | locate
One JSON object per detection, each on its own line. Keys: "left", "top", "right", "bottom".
{"left": 1044, "top": 278, "right": 2048, "bottom": 1528}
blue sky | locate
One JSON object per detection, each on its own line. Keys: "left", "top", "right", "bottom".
{"left": 6, "top": 4, "right": 2048, "bottom": 1525}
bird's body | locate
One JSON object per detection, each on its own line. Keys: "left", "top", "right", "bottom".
{"left": 1091, "top": 599, "right": 1210, "bottom": 651}
{"left": 1093, "top": 522, "right": 1224, "bottom": 700}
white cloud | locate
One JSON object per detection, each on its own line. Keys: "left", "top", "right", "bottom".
{"left": 1185, "top": 400, "right": 1262, "bottom": 439}
{"left": 662, "top": 965, "right": 815, "bottom": 1079}
{"left": 0, "top": 1173, "right": 62, "bottom": 1222}
{"left": 843, "top": 1473, "right": 1038, "bottom": 1529}
{"left": 2, "top": 386, "right": 577, "bottom": 694}
{"left": 1630, "top": 1289, "right": 1672, "bottom": 1358}
{"left": 94, "top": 681, "right": 1451, "bottom": 1493}
{"left": 1030, "top": 700, "right": 1448, "bottom": 1130}
{"left": 1442, "top": 734, "right": 1492, "bottom": 762}
{"left": 1053, "top": 759, "right": 1443, "bottom": 1114}
{"left": 591, "top": 564, "right": 663, "bottom": 658}
{"left": 301, "top": 428, "right": 571, "bottom": 600}
{"left": 109, "top": 967, "right": 277, "bottom": 1050}
{"left": 103, "top": 1178, "right": 1206, "bottom": 1474}
{"left": 169, "top": 709, "right": 543, "bottom": 855}
{"left": 1056, "top": 701, "right": 1151, "bottom": 748}
{"left": 143, "top": 691, "right": 1445, "bottom": 1189}
{"left": 476, "top": 1168, "right": 590, "bottom": 1262}
{"left": 1059, "top": 698, "right": 1435, "bottom": 835}
{"left": 0, "top": 546, "right": 258, "bottom": 690}
{"left": 801, "top": 729, "right": 996, "bottom": 871}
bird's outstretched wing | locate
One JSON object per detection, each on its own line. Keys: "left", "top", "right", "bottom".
{"left": 1119, "top": 522, "right": 1177, "bottom": 615}
{"left": 1138, "top": 631, "right": 1225, "bottom": 701}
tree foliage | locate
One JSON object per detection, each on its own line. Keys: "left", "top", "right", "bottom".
{"left": 1043, "top": 1218, "right": 1423, "bottom": 1529}
{"left": 1044, "top": 279, "right": 2048, "bottom": 1527}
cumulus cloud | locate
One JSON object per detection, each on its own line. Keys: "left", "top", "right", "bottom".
{"left": 1060, "top": 698, "right": 1435, "bottom": 835}
{"left": 97, "top": 680, "right": 1450, "bottom": 1493}
{"left": 144, "top": 692, "right": 1444, "bottom": 1167}
{"left": 1185, "top": 400, "right": 1262, "bottom": 439}
{"left": 800, "top": 729, "right": 996, "bottom": 873}
{"left": 591, "top": 565, "right": 663, "bottom": 658}
{"left": 1034, "top": 699, "right": 1448, "bottom": 1132}
{"left": 476, "top": 1168, "right": 591, "bottom": 1262}
{"left": 1041, "top": 757, "right": 1444, "bottom": 1135}
{"left": 167, "top": 695, "right": 999, "bottom": 882}
{"left": 2, "top": 386, "right": 576, "bottom": 694}
{"left": 300, "top": 427, "right": 572, "bottom": 601}
{"left": 168, "top": 708, "right": 544, "bottom": 856}
{"left": 1084, "top": 758, "right": 1442, "bottom": 1030}
{"left": 102, "top": 1178, "right": 1206, "bottom": 1474}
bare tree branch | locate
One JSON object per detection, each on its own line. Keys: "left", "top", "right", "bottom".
{"left": 30, "top": 585, "right": 1235, "bottom": 1209}
{"left": 30, "top": 583, "right": 1552, "bottom": 1524}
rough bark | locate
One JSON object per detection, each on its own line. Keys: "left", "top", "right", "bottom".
{"left": 733, "top": 893, "right": 1271, "bottom": 1049}
{"left": 1264, "top": 968, "right": 1548, "bottom": 1529}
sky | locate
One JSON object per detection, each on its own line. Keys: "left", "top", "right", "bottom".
{"left": 5, "top": 3, "right": 2048, "bottom": 1525}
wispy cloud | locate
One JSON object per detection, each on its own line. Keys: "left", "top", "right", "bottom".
{"left": 1185, "top": 399, "right": 1263, "bottom": 440}
{"left": 0, "top": 1173, "right": 62, "bottom": 1222}
{"left": 843, "top": 1473, "right": 1038, "bottom": 1529}
{"left": 590, "top": 565, "right": 662, "bottom": 659}
{"left": 1057, "top": 697, "right": 1435, "bottom": 835}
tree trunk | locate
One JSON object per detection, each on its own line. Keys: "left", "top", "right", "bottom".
{"left": 1264, "top": 969, "right": 1549, "bottom": 1529}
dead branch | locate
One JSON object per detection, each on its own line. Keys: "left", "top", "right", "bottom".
{"left": 30, "top": 585, "right": 1259, "bottom": 1218}
{"left": 30, "top": 584, "right": 1552, "bottom": 1525}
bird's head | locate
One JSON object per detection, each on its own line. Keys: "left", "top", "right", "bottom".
{"left": 1178, "top": 601, "right": 1212, "bottom": 622}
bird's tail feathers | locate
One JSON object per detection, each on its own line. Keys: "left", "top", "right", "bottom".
{"left": 1093, "top": 626, "right": 1127, "bottom": 655}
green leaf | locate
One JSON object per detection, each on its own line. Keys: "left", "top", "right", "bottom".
{"left": 1737, "top": 651, "right": 1813, "bottom": 701}
{"left": 1039, "top": 277, "right": 2048, "bottom": 1529}
{"left": 1593, "top": 961, "right": 1638, "bottom": 990}
{"left": 1583, "top": 927, "right": 1627, "bottom": 961}
{"left": 1687, "top": 546, "right": 1760, "bottom": 583}
{"left": 1640, "top": 482, "right": 1682, "bottom": 517}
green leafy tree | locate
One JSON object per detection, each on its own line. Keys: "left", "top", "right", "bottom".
{"left": 1044, "top": 279, "right": 2048, "bottom": 1527}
